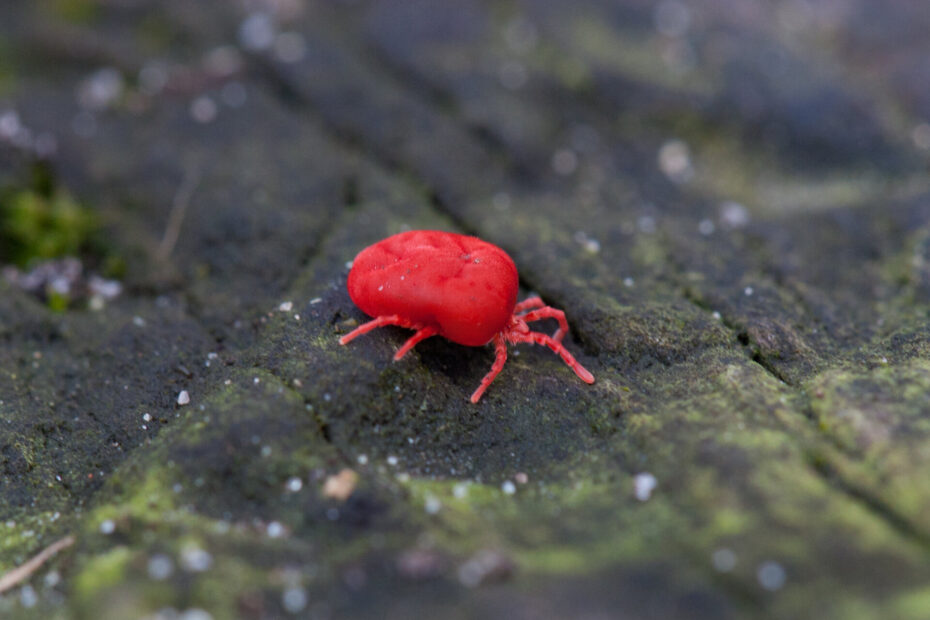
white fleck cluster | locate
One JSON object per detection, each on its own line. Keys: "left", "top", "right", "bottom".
{"left": 633, "top": 472, "right": 657, "bottom": 501}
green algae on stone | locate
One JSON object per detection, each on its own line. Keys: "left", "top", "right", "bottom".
{"left": 44, "top": 0, "right": 99, "bottom": 24}
{"left": 0, "top": 510, "right": 72, "bottom": 572}
{"left": 0, "top": 185, "right": 97, "bottom": 267}
{"left": 61, "top": 364, "right": 468, "bottom": 617}
{"left": 893, "top": 586, "right": 930, "bottom": 620}
{"left": 397, "top": 464, "right": 681, "bottom": 574}
{"left": 806, "top": 359, "right": 930, "bottom": 538}
{"left": 72, "top": 545, "right": 133, "bottom": 609}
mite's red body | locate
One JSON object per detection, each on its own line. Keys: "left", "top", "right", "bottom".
{"left": 340, "top": 230, "right": 595, "bottom": 402}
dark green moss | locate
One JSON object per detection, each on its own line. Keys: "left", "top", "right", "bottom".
{"left": 0, "top": 187, "right": 94, "bottom": 267}
{"left": 0, "top": 164, "right": 97, "bottom": 267}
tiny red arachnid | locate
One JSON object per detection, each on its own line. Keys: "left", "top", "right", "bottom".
{"left": 338, "top": 230, "right": 595, "bottom": 402}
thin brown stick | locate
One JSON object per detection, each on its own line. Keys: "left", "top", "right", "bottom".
{"left": 0, "top": 535, "right": 75, "bottom": 594}
{"left": 157, "top": 163, "right": 202, "bottom": 261}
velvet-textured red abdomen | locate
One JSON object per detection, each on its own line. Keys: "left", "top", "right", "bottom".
{"left": 346, "top": 230, "right": 519, "bottom": 346}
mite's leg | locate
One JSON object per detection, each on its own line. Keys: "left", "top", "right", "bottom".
{"left": 518, "top": 306, "right": 570, "bottom": 343}
{"left": 513, "top": 331, "right": 594, "bottom": 384}
{"left": 338, "top": 314, "right": 415, "bottom": 345}
{"left": 514, "top": 297, "right": 545, "bottom": 314}
{"left": 470, "top": 333, "right": 508, "bottom": 403}
{"left": 394, "top": 325, "right": 439, "bottom": 360}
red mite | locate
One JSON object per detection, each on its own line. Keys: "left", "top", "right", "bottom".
{"left": 339, "top": 230, "right": 595, "bottom": 402}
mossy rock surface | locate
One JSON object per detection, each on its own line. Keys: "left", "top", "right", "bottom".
{"left": 2, "top": 1, "right": 930, "bottom": 618}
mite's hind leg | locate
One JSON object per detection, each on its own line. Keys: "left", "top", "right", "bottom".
{"left": 512, "top": 330, "right": 594, "bottom": 384}
{"left": 470, "top": 333, "right": 508, "bottom": 403}
{"left": 339, "top": 315, "right": 415, "bottom": 345}
{"left": 519, "top": 306, "right": 570, "bottom": 343}
{"left": 393, "top": 325, "right": 439, "bottom": 360}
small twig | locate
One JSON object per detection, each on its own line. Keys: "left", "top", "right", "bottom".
{"left": 157, "top": 163, "right": 202, "bottom": 261}
{"left": 0, "top": 535, "right": 76, "bottom": 594}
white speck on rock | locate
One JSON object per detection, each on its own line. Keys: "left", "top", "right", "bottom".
{"left": 20, "top": 585, "right": 38, "bottom": 608}
{"left": 457, "top": 549, "right": 514, "bottom": 588}
{"left": 177, "top": 390, "right": 191, "bottom": 406}
{"left": 278, "top": 301, "right": 293, "bottom": 312}
{"left": 424, "top": 495, "right": 441, "bottom": 514}
{"left": 757, "top": 560, "right": 786, "bottom": 591}
{"left": 633, "top": 472, "right": 657, "bottom": 501}
{"left": 77, "top": 67, "right": 124, "bottom": 110}
{"left": 912, "top": 122, "right": 930, "bottom": 150}
{"left": 138, "top": 62, "right": 169, "bottom": 96}
{"left": 657, "top": 139, "right": 693, "bottom": 183}
{"left": 147, "top": 553, "right": 175, "bottom": 580}
{"left": 712, "top": 548, "right": 737, "bottom": 572}
{"left": 282, "top": 586, "right": 308, "bottom": 613}
{"left": 99, "top": 519, "right": 115, "bottom": 534}
{"left": 238, "top": 12, "right": 276, "bottom": 51}
{"left": 0, "top": 109, "right": 22, "bottom": 139}
{"left": 501, "top": 481, "right": 516, "bottom": 495}
{"left": 180, "top": 546, "right": 213, "bottom": 572}
{"left": 720, "top": 201, "right": 750, "bottom": 228}
{"left": 573, "top": 231, "right": 600, "bottom": 253}
{"left": 204, "top": 46, "right": 241, "bottom": 78}
{"left": 190, "top": 96, "right": 218, "bottom": 123}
